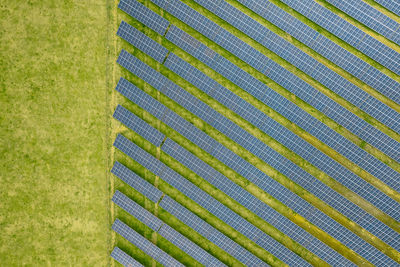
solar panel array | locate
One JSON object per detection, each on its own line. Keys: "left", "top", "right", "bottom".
{"left": 192, "top": 0, "right": 400, "bottom": 137}
{"left": 117, "top": 45, "right": 400, "bottom": 248}
{"left": 325, "top": 0, "right": 400, "bottom": 45}
{"left": 280, "top": 0, "right": 400, "bottom": 75}
{"left": 111, "top": 161, "right": 163, "bottom": 203}
{"left": 118, "top": 0, "right": 169, "bottom": 35}
{"left": 111, "top": 159, "right": 267, "bottom": 266}
{"left": 112, "top": 219, "right": 183, "bottom": 267}
{"left": 113, "top": 133, "right": 311, "bottom": 266}
{"left": 113, "top": 190, "right": 225, "bottom": 266}
{"left": 164, "top": 26, "right": 400, "bottom": 192}
{"left": 235, "top": 0, "right": 400, "bottom": 106}
{"left": 375, "top": 0, "right": 400, "bottom": 16}
{"left": 111, "top": 247, "right": 144, "bottom": 267}
{"left": 117, "top": 21, "right": 168, "bottom": 63}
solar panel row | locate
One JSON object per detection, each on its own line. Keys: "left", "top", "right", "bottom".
{"left": 236, "top": 0, "right": 400, "bottom": 106}
{"left": 113, "top": 190, "right": 225, "bottom": 266}
{"left": 117, "top": 21, "right": 169, "bottom": 63}
{"left": 159, "top": 196, "right": 268, "bottom": 266}
{"left": 375, "top": 0, "right": 400, "bottom": 17}
{"left": 280, "top": 0, "right": 400, "bottom": 75}
{"left": 325, "top": 0, "right": 400, "bottom": 45}
{"left": 118, "top": 0, "right": 169, "bottom": 35}
{"left": 113, "top": 104, "right": 166, "bottom": 147}
{"left": 164, "top": 25, "right": 400, "bottom": 192}
{"left": 111, "top": 161, "right": 267, "bottom": 266}
{"left": 111, "top": 247, "right": 144, "bottom": 267}
{"left": 116, "top": 48, "right": 400, "bottom": 257}
{"left": 114, "top": 81, "right": 351, "bottom": 266}
{"left": 112, "top": 219, "right": 183, "bottom": 267}
{"left": 192, "top": 0, "right": 400, "bottom": 135}
{"left": 113, "top": 133, "right": 311, "bottom": 266}
{"left": 111, "top": 161, "right": 164, "bottom": 203}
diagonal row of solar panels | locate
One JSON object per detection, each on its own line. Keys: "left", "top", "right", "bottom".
{"left": 159, "top": 195, "right": 267, "bottom": 266}
{"left": 112, "top": 219, "right": 183, "bottom": 267}
{"left": 237, "top": 0, "right": 400, "bottom": 106}
{"left": 117, "top": 47, "right": 400, "bottom": 252}
{"left": 375, "top": 0, "right": 400, "bottom": 17}
{"left": 113, "top": 104, "right": 165, "bottom": 147}
{"left": 112, "top": 161, "right": 267, "bottom": 266}
{"left": 149, "top": 0, "right": 400, "bottom": 172}
{"left": 280, "top": 0, "right": 400, "bottom": 75}
{"left": 164, "top": 25, "right": 400, "bottom": 192}
{"left": 113, "top": 133, "right": 310, "bottom": 266}
{"left": 113, "top": 190, "right": 225, "bottom": 266}
{"left": 118, "top": 0, "right": 169, "bottom": 35}
{"left": 325, "top": 0, "right": 400, "bottom": 45}
{"left": 192, "top": 0, "right": 400, "bottom": 136}
{"left": 111, "top": 247, "right": 144, "bottom": 267}
{"left": 114, "top": 80, "right": 354, "bottom": 266}
{"left": 112, "top": 161, "right": 163, "bottom": 203}
{"left": 117, "top": 21, "right": 168, "bottom": 63}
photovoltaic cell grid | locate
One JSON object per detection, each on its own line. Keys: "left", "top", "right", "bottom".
{"left": 235, "top": 0, "right": 400, "bottom": 106}
{"left": 113, "top": 104, "right": 165, "bottom": 147}
{"left": 111, "top": 161, "right": 163, "bottom": 203}
{"left": 159, "top": 196, "right": 268, "bottom": 266}
{"left": 113, "top": 190, "right": 225, "bottom": 267}
{"left": 112, "top": 219, "right": 183, "bottom": 267}
{"left": 280, "top": 0, "right": 400, "bottom": 75}
{"left": 118, "top": 0, "right": 169, "bottom": 35}
{"left": 192, "top": 0, "right": 400, "bottom": 136}
{"left": 375, "top": 0, "right": 400, "bottom": 17}
{"left": 163, "top": 26, "right": 400, "bottom": 192}
{"left": 117, "top": 21, "right": 168, "bottom": 63}
{"left": 111, "top": 247, "right": 144, "bottom": 267}
{"left": 113, "top": 133, "right": 311, "bottom": 266}
{"left": 116, "top": 48, "right": 400, "bottom": 256}
{"left": 325, "top": 0, "right": 400, "bottom": 45}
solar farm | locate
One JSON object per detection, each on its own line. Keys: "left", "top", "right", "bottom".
{"left": 2, "top": 0, "right": 400, "bottom": 266}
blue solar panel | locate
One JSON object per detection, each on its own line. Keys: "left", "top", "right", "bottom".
{"left": 113, "top": 104, "right": 165, "bottom": 147}
{"left": 325, "top": 0, "right": 400, "bottom": 45}
{"left": 163, "top": 26, "right": 400, "bottom": 192}
{"left": 159, "top": 196, "right": 268, "bottom": 266}
{"left": 113, "top": 134, "right": 310, "bottom": 266}
{"left": 113, "top": 190, "right": 163, "bottom": 231}
{"left": 375, "top": 0, "right": 400, "bottom": 17}
{"left": 112, "top": 219, "right": 183, "bottom": 267}
{"left": 116, "top": 48, "right": 400, "bottom": 255}
{"left": 117, "top": 21, "right": 168, "bottom": 63}
{"left": 111, "top": 161, "right": 163, "bottom": 203}
{"left": 111, "top": 247, "right": 144, "bottom": 267}
{"left": 281, "top": 0, "right": 400, "bottom": 75}
{"left": 118, "top": 0, "right": 169, "bottom": 35}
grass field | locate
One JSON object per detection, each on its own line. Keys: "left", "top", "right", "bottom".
{"left": 1, "top": 0, "right": 400, "bottom": 266}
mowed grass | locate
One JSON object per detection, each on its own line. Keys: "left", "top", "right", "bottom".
{"left": 0, "top": 0, "right": 111, "bottom": 265}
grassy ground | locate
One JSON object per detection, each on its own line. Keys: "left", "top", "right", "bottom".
{"left": 0, "top": 0, "right": 111, "bottom": 265}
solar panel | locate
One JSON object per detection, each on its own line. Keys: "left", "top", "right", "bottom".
{"left": 113, "top": 190, "right": 163, "bottom": 231}
{"left": 118, "top": 0, "right": 169, "bottom": 35}
{"left": 236, "top": 0, "right": 400, "bottom": 106}
{"left": 159, "top": 196, "right": 267, "bottom": 266}
{"left": 111, "top": 161, "right": 163, "bottom": 203}
{"left": 375, "top": 0, "right": 400, "bottom": 17}
{"left": 117, "top": 21, "right": 168, "bottom": 63}
{"left": 280, "top": 0, "right": 400, "bottom": 75}
{"left": 113, "top": 134, "right": 309, "bottom": 266}
{"left": 112, "top": 219, "right": 183, "bottom": 267}
{"left": 111, "top": 247, "right": 144, "bottom": 267}
{"left": 164, "top": 26, "right": 400, "bottom": 192}
{"left": 113, "top": 104, "right": 165, "bottom": 147}
{"left": 324, "top": 0, "right": 400, "bottom": 45}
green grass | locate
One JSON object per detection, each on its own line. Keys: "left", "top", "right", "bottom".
{"left": 0, "top": 0, "right": 111, "bottom": 265}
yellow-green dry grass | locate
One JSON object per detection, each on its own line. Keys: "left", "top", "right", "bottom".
{"left": 0, "top": 0, "right": 111, "bottom": 265}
